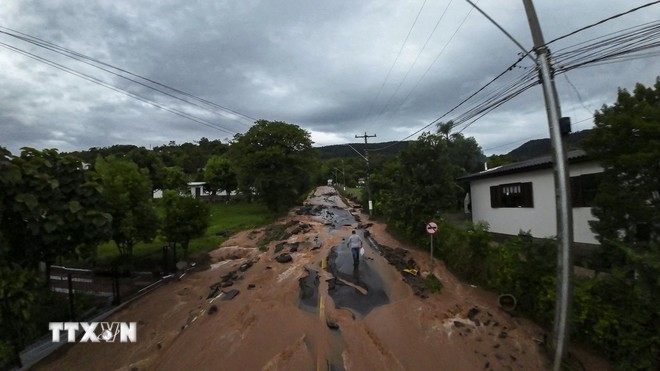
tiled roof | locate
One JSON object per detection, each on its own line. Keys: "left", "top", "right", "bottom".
{"left": 457, "top": 149, "right": 590, "bottom": 182}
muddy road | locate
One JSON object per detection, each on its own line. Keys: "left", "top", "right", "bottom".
{"left": 36, "top": 186, "right": 564, "bottom": 370}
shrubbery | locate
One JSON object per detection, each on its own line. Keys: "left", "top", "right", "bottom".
{"left": 433, "top": 222, "right": 658, "bottom": 369}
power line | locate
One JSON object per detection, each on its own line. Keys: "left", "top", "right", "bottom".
{"left": 371, "top": 0, "right": 456, "bottom": 124}
{"left": 361, "top": 0, "right": 429, "bottom": 125}
{"left": 392, "top": 2, "right": 477, "bottom": 122}
{"left": 0, "top": 26, "right": 256, "bottom": 125}
{"left": 0, "top": 41, "right": 237, "bottom": 135}
{"left": 371, "top": 7, "right": 660, "bottom": 151}
{"left": 545, "top": 0, "right": 660, "bottom": 46}
{"left": 369, "top": 52, "right": 530, "bottom": 151}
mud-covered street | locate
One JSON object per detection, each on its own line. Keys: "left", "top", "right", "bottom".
{"left": 35, "top": 186, "right": 588, "bottom": 370}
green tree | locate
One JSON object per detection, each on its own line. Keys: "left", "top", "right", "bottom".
{"left": 581, "top": 78, "right": 660, "bottom": 368}
{"left": 0, "top": 148, "right": 112, "bottom": 275}
{"left": 203, "top": 155, "right": 237, "bottom": 201}
{"left": 95, "top": 156, "right": 158, "bottom": 259}
{"left": 161, "top": 190, "right": 210, "bottom": 259}
{"left": 486, "top": 154, "right": 515, "bottom": 169}
{"left": 0, "top": 263, "right": 41, "bottom": 368}
{"left": 161, "top": 166, "right": 188, "bottom": 191}
{"left": 227, "top": 120, "right": 317, "bottom": 211}
{"left": 126, "top": 147, "right": 165, "bottom": 191}
{"left": 383, "top": 132, "right": 458, "bottom": 236}
{"left": 582, "top": 79, "right": 660, "bottom": 274}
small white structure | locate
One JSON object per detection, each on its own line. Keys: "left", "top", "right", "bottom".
{"left": 153, "top": 182, "right": 237, "bottom": 199}
{"left": 458, "top": 150, "right": 603, "bottom": 245}
{"left": 188, "top": 182, "right": 206, "bottom": 198}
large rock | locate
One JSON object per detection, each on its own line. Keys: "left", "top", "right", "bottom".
{"left": 275, "top": 253, "right": 293, "bottom": 263}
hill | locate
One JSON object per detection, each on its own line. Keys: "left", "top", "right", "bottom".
{"left": 506, "top": 129, "right": 593, "bottom": 161}
{"left": 316, "top": 141, "right": 410, "bottom": 160}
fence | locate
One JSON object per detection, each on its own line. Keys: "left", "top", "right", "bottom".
{"left": 49, "top": 265, "right": 159, "bottom": 321}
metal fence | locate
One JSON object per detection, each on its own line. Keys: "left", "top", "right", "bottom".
{"left": 49, "top": 265, "right": 159, "bottom": 321}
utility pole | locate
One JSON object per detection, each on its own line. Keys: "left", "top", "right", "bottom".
{"left": 355, "top": 132, "right": 376, "bottom": 216}
{"left": 522, "top": 1, "right": 574, "bottom": 369}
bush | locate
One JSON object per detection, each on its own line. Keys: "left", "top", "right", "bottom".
{"left": 572, "top": 274, "right": 660, "bottom": 370}
{"left": 439, "top": 225, "right": 659, "bottom": 368}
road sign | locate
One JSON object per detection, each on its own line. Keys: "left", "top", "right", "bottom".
{"left": 426, "top": 222, "right": 438, "bottom": 235}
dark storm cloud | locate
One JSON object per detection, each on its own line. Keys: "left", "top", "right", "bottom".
{"left": 0, "top": 0, "right": 658, "bottom": 156}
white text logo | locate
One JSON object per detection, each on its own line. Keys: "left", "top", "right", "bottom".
{"left": 49, "top": 322, "right": 137, "bottom": 343}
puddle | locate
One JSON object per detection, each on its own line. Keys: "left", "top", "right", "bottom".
{"left": 298, "top": 267, "right": 319, "bottom": 313}
{"left": 325, "top": 247, "right": 389, "bottom": 316}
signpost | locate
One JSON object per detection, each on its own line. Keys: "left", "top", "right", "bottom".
{"left": 426, "top": 222, "right": 438, "bottom": 272}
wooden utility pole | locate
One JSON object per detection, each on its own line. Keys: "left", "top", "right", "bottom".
{"left": 355, "top": 132, "right": 376, "bottom": 215}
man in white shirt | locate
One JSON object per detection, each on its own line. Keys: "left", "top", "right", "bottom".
{"left": 346, "top": 230, "right": 363, "bottom": 266}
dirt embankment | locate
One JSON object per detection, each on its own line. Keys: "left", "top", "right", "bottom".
{"left": 34, "top": 186, "right": 607, "bottom": 371}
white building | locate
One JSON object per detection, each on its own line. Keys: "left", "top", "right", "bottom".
{"left": 153, "top": 182, "right": 236, "bottom": 199}
{"left": 458, "top": 150, "right": 602, "bottom": 245}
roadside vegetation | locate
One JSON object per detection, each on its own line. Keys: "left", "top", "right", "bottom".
{"left": 0, "top": 120, "right": 314, "bottom": 368}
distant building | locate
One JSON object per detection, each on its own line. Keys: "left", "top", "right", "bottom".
{"left": 457, "top": 150, "right": 603, "bottom": 245}
{"left": 153, "top": 182, "right": 235, "bottom": 199}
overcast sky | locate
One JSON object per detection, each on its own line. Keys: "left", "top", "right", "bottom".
{"left": 1, "top": 0, "right": 658, "bottom": 157}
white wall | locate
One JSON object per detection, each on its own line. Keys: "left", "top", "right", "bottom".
{"left": 469, "top": 161, "right": 602, "bottom": 244}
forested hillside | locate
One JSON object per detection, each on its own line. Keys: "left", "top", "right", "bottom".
{"left": 316, "top": 141, "right": 409, "bottom": 160}
{"left": 506, "top": 129, "right": 593, "bottom": 161}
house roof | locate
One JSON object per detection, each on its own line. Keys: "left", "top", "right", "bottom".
{"left": 457, "top": 149, "right": 591, "bottom": 182}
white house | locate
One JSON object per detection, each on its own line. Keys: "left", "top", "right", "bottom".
{"left": 458, "top": 150, "right": 603, "bottom": 245}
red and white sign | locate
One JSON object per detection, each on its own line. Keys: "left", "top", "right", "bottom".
{"left": 426, "top": 221, "right": 438, "bottom": 235}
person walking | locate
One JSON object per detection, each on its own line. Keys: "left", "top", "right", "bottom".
{"left": 346, "top": 230, "right": 363, "bottom": 266}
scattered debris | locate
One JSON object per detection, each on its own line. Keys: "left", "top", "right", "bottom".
{"left": 221, "top": 289, "right": 240, "bottom": 301}
{"left": 377, "top": 243, "right": 430, "bottom": 298}
{"left": 275, "top": 253, "right": 293, "bottom": 263}
{"left": 498, "top": 294, "right": 517, "bottom": 312}
{"left": 326, "top": 318, "right": 339, "bottom": 330}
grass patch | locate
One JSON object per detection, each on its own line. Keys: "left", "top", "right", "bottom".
{"left": 422, "top": 273, "right": 443, "bottom": 294}
{"left": 93, "top": 202, "right": 281, "bottom": 268}
{"left": 342, "top": 187, "right": 363, "bottom": 202}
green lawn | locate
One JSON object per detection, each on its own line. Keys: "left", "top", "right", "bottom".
{"left": 94, "top": 202, "right": 281, "bottom": 266}
{"left": 342, "top": 187, "right": 363, "bottom": 201}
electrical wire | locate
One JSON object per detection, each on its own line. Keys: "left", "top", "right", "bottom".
{"left": 0, "top": 41, "right": 237, "bottom": 135}
{"left": 0, "top": 26, "right": 257, "bottom": 126}
{"left": 370, "top": 0, "right": 456, "bottom": 125}
{"left": 545, "top": 0, "right": 660, "bottom": 46}
{"left": 371, "top": 9, "right": 660, "bottom": 152}
{"left": 360, "top": 0, "right": 429, "bottom": 126}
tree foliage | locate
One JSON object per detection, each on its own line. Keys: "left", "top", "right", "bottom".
{"left": 583, "top": 79, "right": 660, "bottom": 275}
{"left": 161, "top": 190, "right": 210, "bottom": 258}
{"left": 0, "top": 263, "right": 41, "bottom": 368}
{"left": 579, "top": 78, "right": 660, "bottom": 369}
{"left": 95, "top": 155, "right": 158, "bottom": 258}
{"left": 160, "top": 166, "right": 188, "bottom": 191}
{"left": 368, "top": 127, "right": 483, "bottom": 242}
{"left": 227, "top": 120, "right": 317, "bottom": 211}
{"left": 203, "top": 155, "right": 237, "bottom": 200}
{"left": 0, "top": 148, "right": 112, "bottom": 269}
